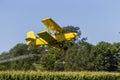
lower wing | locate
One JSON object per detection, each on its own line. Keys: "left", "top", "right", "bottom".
{"left": 37, "top": 31, "right": 57, "bottom": 44}
{"left": 38, "top": 31, "right": 64, "bottom": 49}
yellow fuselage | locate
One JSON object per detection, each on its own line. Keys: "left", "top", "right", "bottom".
{"left": 52, "top": 32, "right": 77, "bottom": 42}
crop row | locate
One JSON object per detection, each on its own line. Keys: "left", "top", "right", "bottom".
{"left": 0, "top": 71, "right": 119, "bottom": 80}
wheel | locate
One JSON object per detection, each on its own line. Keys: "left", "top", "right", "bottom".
{"left": 64, "top": 46, "right": 68, "bottom": 51}
{"left": 59, "top": 43, "right": 64, "bottom": 47}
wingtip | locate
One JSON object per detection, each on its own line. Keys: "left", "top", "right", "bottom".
{"left": 42, "top": 17, "right": 51, "bottom": 21}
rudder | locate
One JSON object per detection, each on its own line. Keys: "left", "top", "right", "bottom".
{"left": 26, "top": 31, "right": 36, "bottom": 45}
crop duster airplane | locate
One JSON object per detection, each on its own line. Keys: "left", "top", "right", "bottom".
{"left": 26, "top": 18, "right": 77, "bottom": 50}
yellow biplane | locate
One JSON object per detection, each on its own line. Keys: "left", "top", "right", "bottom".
{"left": 26, "top": 18, "right": 77, "bottom": 50}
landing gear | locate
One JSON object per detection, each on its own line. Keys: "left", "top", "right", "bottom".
{"left": 58, "top": 42, "right": 68, "bottom": 51}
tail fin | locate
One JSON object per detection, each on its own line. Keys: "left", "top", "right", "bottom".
{"left": 26, "top": 31, "right": 36, "bottom": 45}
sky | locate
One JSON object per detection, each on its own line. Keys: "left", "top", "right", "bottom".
{"left": 0, "top": 0, "right": 120, "bottom": 53}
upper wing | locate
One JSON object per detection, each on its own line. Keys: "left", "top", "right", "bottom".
{"left": 41, "top": 17, "right": 67, "bottom": 33}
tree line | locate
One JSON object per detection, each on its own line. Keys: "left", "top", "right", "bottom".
{"left": 0, "top": 26, "right": 120, "bottom": 71}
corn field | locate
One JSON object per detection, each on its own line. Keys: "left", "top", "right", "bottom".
{"left": 0, "top": 71, "right": 119, "bottom": 80}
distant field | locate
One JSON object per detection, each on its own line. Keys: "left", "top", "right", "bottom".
{"left": 0, "top": 71, "right": 120, "bottom": 80}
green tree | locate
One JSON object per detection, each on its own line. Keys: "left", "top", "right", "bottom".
{"left": 40, "top": 53, "right": 56, "bottom": 70}
{"left": 0, "top": 43, "right": 45, "bottom": 70}
{"left": 9, "top": 43, "right": 29, "bottom": 57}
{"left": 113, "top": 42, "right": 120, "bottom": 71}
{"left": 64, "top": 42, "right": 93, "bottom": 71}
{"left": 91, "top": 41, "right": 118, "bottom": 71}
{"left": 40, "top": 47, "right": 64, "bottom": 71}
